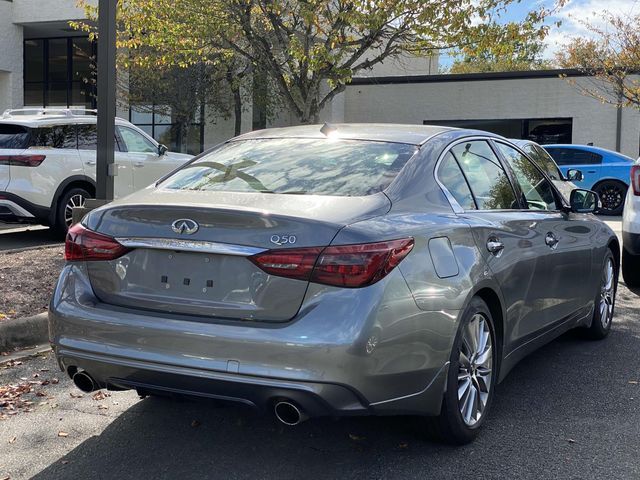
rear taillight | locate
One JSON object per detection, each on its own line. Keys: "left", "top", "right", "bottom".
{"left": 65, "top": 223, "right": 130, "bottom": 261}
{"left": 249, "top": 238, "right": 414, "bottom": 288}
{"left": 632, "top": 165, "right": 640, "bottom": 196}
{"left": 0, "top": 155, "right": 46, "bottom": 167}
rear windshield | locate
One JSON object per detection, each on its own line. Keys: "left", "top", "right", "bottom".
{"left": 161, "top": 138, "right": 418, "bottom": 196}
{"left": 0, "top": 125, "right": 30, "bottom": 149}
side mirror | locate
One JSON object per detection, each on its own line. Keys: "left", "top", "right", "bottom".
{"left": 569, "top": 188, "right": 598, "bottom": 214}
{"left": 566, "top": 168, "right": 583, "bottom": 182}
{"left": 158, "top": 144, "right": 168, "bottom": 156}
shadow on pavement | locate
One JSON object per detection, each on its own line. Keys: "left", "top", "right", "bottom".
{"left": 31, "top": 293, "right": 640, "bottom": 480}
{"left": 0, "top": 226, "right": 61, "bottom": 252}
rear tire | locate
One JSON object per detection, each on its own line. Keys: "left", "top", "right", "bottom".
{"left": 426, "top": 297, "right": 497, "bottom": 445}
{"left": 622, "top": 247, "right": 640, "bottom": 288}
{"left": 52, "top": 187, "right": 89, "bottom": 237}
{"left": 593, "top": 180, "right": 626, "bottom": 216}
{"left": 585, "top": 249, "right": 617, "bottom": 340}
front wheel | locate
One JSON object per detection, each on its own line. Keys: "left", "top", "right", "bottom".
{"left": 594, "top": 180, "right": 627, "bottom": 216}
{"left": 586, "top": 250, "right": 617, "bottom": 340}
{"left": 427, "top": 297, "right": 496, "bottom": 445}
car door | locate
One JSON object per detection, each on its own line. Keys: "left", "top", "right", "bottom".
{"left": 493, "top": 140, "right": 596, "bottom": 332}
{"left": 116, "top": 125, "right": 172, "bottom": 190}
{"left": 443, "top": 139, "right": 574, "bottom": 351}
{"left": 77, "top": 123, "right": 135, "bottom": 198}
{"left": 545, "top": 147, "right": 602, "bottom": 190}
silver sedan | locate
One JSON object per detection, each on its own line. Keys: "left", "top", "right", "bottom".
{"left": 49, "top": 124, "right": 618, "bottom": 444}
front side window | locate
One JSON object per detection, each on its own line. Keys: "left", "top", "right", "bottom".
{"left": 438, "top": 152, "right": 476, "bottom": 210}
{"left": 162, "top": 138, "right": 418, "bottom": 196}
{"left": 451, "top": 140, "right": 518, "bottom": 210}
{"left": 118, "top": 127, "right": 157, "bottom": 154}
{"left": 77, "top": 124, "right": 120, "bottom": 151}
{"left": 523, "top": 144, "right": 563, "bottom": 180}
{"left": 497, "top": 143, "right": 557, "bottom": 211}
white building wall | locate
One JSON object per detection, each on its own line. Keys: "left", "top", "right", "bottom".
{"left": 0, "top": 1, "right": 24, "bottom": 111}
{"left": 344, "top": 76, "right": 640, "bottom": 158}
{"left": 12, "top": 0, "right": 93, "bottom": 24}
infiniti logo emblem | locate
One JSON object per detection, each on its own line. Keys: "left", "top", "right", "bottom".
{"left": 171, "top": 219, "right": 199, "bottom": 235}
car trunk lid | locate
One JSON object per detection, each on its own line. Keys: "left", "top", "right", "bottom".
{"left": 82, "top": 189, "right": 390, "bottom": 321}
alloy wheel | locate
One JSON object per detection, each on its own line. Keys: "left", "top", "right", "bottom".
{"left": 599, "top": 257, "right": 615, "bottom": 329}
{"left": 598, "top": 184, "right": 624, "bottom": 212}
{"left": 457, "top": 313, "right": 493, "bottom": 427}
{"left": 64, "top": 193, "right": 86, "bottom": 226}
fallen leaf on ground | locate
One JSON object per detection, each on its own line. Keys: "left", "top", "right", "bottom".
{"left": 98, "top": 405, "right": 108, "bottom": 410}
{"left": 1, "top": 474, "right": 10, "bottom": 480}
{"left": 57, "top": 431, "right": 69, "bottom": 438}
{"left": 8, "top": 436, "right": 16, "bottom": 444}
{"left": 398, "top": 442, "right": 409, "bottom": 449}
{"left": 567, "top": 438, "right": 576, "bottom": 444}
{"left": 61, "top": 461, "right": 69, "bottom": 465}
{"left": 628, "top": 380, "right": 638, "bottom": 384}
{"left": 92, "top": 391, "right": 110, "bottom": 401}
{"left": 191, "top": 420, "right": 201, "bottom": 428}
{"left": 348, "top": 433, "right": 366, "bottom": 441}
{"left": 69, "top": 392, "right": 83, "bottom": 398}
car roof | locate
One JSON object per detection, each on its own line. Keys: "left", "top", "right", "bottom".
{"left": 0, "top": 116, "right": 130, "bottom": 128}
{"left": 234, "top": 123, "right": 461, "bottom": 146}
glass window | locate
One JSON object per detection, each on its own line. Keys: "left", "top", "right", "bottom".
{"left": 522, "top": 144, "right": 563, "bottom": 180}
{"left": 30, "top": 126, "right": 76, "bottom": 149}
{"left": 72, "top": 37, "right": 93, "bottom": 81}
{"left": 77, "top": 124, "right": 120, "bottom": 151}
{"left": 0, "top": 125, "right": 31, "bottom": 149}
{"left": 545, "top": 147, "right": 602, "bottom": 166}
{"left": 118, "top": 126, "right": 158, "bottom": 153}
{"left": 48, "top": 39, "right": 68, "bottom": 84}
{"left": 451, "top": 141, "right": 518, "bottom": 210}
{"left": 438, "top": 152, "right": 476, "bottom": 210}
{"left": 47, "top": 82, "right": 68, "bottom": 106}
{"left": 496, "top": 142, "right": 557, "bottom": 211}
{"left": 162, "top": 138, "right": 418, "bottom": 196}
{"left": 24, "top": 40, "right": 44, "bottom": 83}
{"left": 24, "top": 83, "right": 44, "bottom": 106}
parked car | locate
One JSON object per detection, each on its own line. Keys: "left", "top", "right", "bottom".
{"left": 510, "top": 139, "right": 581, "bottom": 202}
{"left": 50, "top": 124, "right": 618, "bottom": 445}
{"left": 544, "top": 144, "right": 634, "bottom": 215}
{"left": 622, "top": 160, "right": 640, "bottom": 287}
{"left": 527, "top": 123, "right": 571, "bottom": 144}
{"left": 0, "top": 108, "right": 192, "bottom": 234}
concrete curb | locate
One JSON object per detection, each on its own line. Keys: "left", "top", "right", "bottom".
{"left": 0, "top": 312, "right": 49, "bottom": 352}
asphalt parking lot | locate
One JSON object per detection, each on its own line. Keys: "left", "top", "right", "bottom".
{"left": 1, "top": 217, "right": 638, "bottom": 480}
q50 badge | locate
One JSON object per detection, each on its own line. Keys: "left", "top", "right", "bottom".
{"left": 270, "top": 234, "right": 296, "bottom": 246}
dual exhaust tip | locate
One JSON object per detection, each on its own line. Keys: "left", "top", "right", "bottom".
{"left": 71, "top": 369, "right": 308, "bottom": 426}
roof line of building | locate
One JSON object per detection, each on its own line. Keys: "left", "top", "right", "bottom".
{"left": 349, "top": 68, "right": 588, "bottom": 86}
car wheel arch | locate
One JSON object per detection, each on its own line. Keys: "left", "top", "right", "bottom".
{"left": 48, "top": 176, "right": 96, "bottom": 225}
{"left": 591, "top": 177, "right": 628, "bottom": 191}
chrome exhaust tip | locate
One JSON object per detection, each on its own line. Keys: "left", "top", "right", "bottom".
{"left": 274, "top": 401, "right": 307, "bottom": 426}
{"left": 72, "top": 370, "right": 97, "bottom": 393}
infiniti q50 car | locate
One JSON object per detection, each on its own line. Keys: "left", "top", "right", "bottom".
{"left": 49, "top": 124, "right": 618, "bottom": 444}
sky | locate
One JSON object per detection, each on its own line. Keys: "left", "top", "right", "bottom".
{"left": 510, "top": 0, "right": 640, "bottom": 59}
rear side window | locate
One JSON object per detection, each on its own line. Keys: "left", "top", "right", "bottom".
{"left": 438, "top": 152, "right": 476, "bottom": 210}
{"left": 451, "top": 140, "right": 518, "bottom": 210}
{"left": 545, "top": 147, "right": 602, "bottom": 166}
{"left": 162, "top": 138, "right": 418, "bottom": 196}
{"left": 30, "top": 126, "right": 76, "bottom": 149}
{"left": 0, "top": 125, "right": 31, "bottom": 149}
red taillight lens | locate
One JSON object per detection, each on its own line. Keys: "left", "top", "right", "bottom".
{"left": 632, "top": 165, "right": 640, "bottom": 196}
{"left": 0, "top": 155, "right": 46, "bottom": 167}
{"left": 249, "top": 238, "right": 414, "bottom": 288}
{"left": 65, "top": 223, "right": 130, "bottom": 261}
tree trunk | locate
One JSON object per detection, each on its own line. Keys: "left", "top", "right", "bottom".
{"left": 226, "top": 68, "right": 243, "bottom": 136}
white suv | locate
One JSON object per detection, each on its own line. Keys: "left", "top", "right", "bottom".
{"left": 622, "top": 161, "right": 640, "bottom": 286}
{"left": 0, "top": 108, "right": 192, "bottom": 234}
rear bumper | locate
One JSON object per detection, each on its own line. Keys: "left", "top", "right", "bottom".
{"left": 0, "top": 191, "right": 50, "bottom": 223}
{"left": 49, "top": 263, "right": 458, "bottom": 417}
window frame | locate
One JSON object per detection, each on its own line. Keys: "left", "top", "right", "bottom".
{"left": 435, "top": 136, "right": 523, "bottom": 213}
{"left": 490, "top": 139, "right": 564, "bottom": 213}
{"left": 436, "top": 136, "right": 567, "bottom": 214}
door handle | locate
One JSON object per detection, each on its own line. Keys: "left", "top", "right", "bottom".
{"left": 134, "top": 162, "right": 144, "bottom": 168}
{"left": 85, "top": 160, "right": 96, "bottom": 166}
{"left": 486, "top": 237, "right": 504, "bottom": 256}
{"left": 545, "top": 232, "right": 559, "bottom": 249}
{"left": 586, "top": 170, "right": 596, "bottom": 174}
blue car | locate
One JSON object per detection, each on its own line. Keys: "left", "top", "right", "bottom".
{"left": 543, "top": 144, "right": 635, "bottom": 215}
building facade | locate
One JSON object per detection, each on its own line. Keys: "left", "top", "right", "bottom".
{"left": 1, "top": 0, "right": 639, "bottom": 159}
